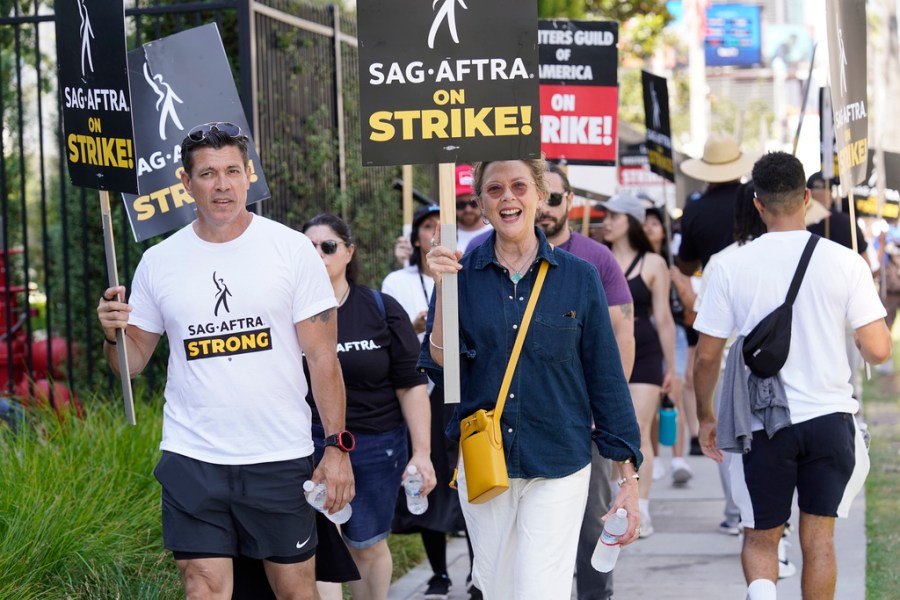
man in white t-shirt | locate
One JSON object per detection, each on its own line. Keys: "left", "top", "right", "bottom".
{"left": 693, "top": 151, "right": 892, "bottom": 600}
{"left": 97, "top": 122, "right": 353, "bottom": 600}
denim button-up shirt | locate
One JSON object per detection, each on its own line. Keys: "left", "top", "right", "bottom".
{"left": 418, "top": 228, "right": 642, "bottom": 478}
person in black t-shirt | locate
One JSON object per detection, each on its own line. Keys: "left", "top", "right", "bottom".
{"left": 677, "top": 135, "right": 759, "bottom": 275}
{"left": 805, "top": 172, "right": 867, "bottom": 255}
{"left": 302, "top": 213, "right": 436, "bottom": 600}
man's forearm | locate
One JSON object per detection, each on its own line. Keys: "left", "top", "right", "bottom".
{"left": 611, "top": 304, "right": 635, "bottom": 380}
{"left": 309, "top": 355, "right": 347, "bottom": 434}
{"left": 693, "top": 355, "right": 720, "bottom": 422}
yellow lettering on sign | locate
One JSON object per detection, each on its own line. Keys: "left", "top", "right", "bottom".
{"left": 368, "top": 105, "right": 535, "bottom": 142}
{"left": 67, "top": 134, "right": 134, "bottom": 169}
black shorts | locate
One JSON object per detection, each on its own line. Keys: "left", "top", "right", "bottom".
{"left": 733, "top": 413, "right": 869, "bottom": 530}
{"left": 154, "top": 451, "right": 317, "bottom": 562}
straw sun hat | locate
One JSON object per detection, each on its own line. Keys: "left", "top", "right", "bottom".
{"left": 680, "top": 135, "right": 759, "bottom": 183}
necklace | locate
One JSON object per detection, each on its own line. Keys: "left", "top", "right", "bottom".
{"left": 495, "top": 244, "right": 538, "bottom": 284}
{"left": 337, "top": 283, "right": 350, "bottom": 306}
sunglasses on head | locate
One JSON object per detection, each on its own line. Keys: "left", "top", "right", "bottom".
{"left": 456, "top": 199, "right": 478, "bottom": 210}
{"left": 546, "top": 192, "right": 567, "bottom": 207}
{"left": 313, "top": 240, "right": 344, "bottom": 255}
{"left": 187, "top": 121, "right": 243, "bottom": 142}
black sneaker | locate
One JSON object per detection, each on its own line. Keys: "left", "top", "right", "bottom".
{"left": 424, "top": 573, "right": 451, "bottom": 600}
{"left": 466, "top": 574, "right": 483, "bottom": 600}
{"left": 689, "top": 436, "right": 703, "bottom": 456}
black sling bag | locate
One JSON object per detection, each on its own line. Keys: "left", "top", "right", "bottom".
{"left": 742, "top": 235, "right": 820, "bottom": 378}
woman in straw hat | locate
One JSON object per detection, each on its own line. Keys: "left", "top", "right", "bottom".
{"left": 677, "top": 135, "right": 759, "bottom": 275}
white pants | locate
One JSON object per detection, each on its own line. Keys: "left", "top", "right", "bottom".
{"left": 458, "top": 462, "right": 591, "bottom": 600}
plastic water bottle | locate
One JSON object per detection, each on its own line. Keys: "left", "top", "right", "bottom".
{"left": 303, "top": 480, "right": 352, "bottom": 524}
{"left": 659, "top": 396, "right": 678, "bottom": 447}
{"left": 591, "top": 508, "right": 629, "bottom": 572}
{"left": 404, "top": 465, "right": 428, "bottom": 515}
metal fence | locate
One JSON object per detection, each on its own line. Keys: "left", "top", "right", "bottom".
{"left": 0, "top": 0, "right": 434, "bottom": 403}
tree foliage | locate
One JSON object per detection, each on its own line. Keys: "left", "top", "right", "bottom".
{"left": 538, "top": 0, "right": 586, "bottom": 19}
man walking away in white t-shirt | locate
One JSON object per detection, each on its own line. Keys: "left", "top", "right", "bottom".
{"left": 692, "top": 151, "right": 892, "bottom": 600}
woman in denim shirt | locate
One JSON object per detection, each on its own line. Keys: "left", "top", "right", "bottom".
{"left": 419, "top": 159, "right": 643, "bottom": 600}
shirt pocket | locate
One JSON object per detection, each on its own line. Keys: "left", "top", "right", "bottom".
{"left": 529, "top": 312, "right": 579, "bottom": 363}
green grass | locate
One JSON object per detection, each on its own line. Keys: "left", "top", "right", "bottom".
{"left": 0, "top": 393, "right": 181, "bottom": 599}
{"left": 864, "top": 340, "right": 900, "bottom": 600}
{"left": 388, "top": 532, "right": 426, "bottom": 581}
{"left": 0, "top": 391, "right": 427, "bottom": 599}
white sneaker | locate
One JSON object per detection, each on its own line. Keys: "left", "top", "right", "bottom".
{"left": 777, "top": 539, "right": 797, "bottom": 579}
{"left": 652, "top": 466, "right": 667, "bottom": 481}
{"left": 671, "top": 458, "right": 694, "bottom": 485}
{"left": 639, "top": 511, "right": 655, "bottom": 538}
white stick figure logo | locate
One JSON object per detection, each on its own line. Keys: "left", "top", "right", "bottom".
{"left": 837, "top": 27, "right": 848, "bottom": 97}
{"left": 77, "top": 0, "right": 94, "bottom": 78}
{"left": 428, "top": 0, "right": 468, "bottom": 49}
{"left": 650, "top": 83, "right": 662, "bottom": 130}
{"left": 143, "top": 63, "right": 185, "bottom": 141}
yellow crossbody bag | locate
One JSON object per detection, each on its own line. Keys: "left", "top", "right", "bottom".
{"left": 452, "top": 259, "right": 549, "bottom": 504}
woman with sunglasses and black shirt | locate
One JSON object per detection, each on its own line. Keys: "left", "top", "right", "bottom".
{"left": 300, "top": 213, "right": 436, "bottom": 600}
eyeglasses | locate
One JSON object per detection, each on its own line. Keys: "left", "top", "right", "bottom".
{"left": 312, "top": 240, "right": 344, "bottom": 255}
{"left": 456, "top": 199, "right": 478, "bottom": 210}
{"left": 187, "top": 121, "right": 243, "bottom": 142}
{"left": 546, "top": 192, "right": 568, "bottom": 207}
{"left": 481, "top": 180, "right": 536, "bottom": 200}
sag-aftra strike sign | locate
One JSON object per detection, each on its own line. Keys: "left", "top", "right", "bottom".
{"left": 357, "top": 0, "right": 540, "bottom": 166}
{"left": 122, "top": 25, "right": 269, "bottom": 241}
{"left": 825, "top": 0, "right": 868, "bottom": 194}
{"left": 56, "top": 0, "right": 137, "bottom": 193}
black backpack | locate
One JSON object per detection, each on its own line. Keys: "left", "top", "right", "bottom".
{"left": 742, "top": 235, "right": 820, "bottom": 378}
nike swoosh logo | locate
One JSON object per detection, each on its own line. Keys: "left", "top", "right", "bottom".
{"left": 296, "top": 534, "right": 312, "bottom": 549}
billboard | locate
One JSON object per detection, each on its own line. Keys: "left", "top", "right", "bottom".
{"left": 704, "top": 4, "right": 762, "bottom": 67}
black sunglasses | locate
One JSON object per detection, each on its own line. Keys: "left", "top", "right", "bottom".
{"left": 456, "top": 199, "right": 478, "bottom": 210}
{"left": 187, "top": 121, "right": 243, "bottom": 142}
{"left": 312, "top": 240, "right": 344, "bottom": 255}
{"left": 546, "top": 192, "right": 567, "bottom": 207}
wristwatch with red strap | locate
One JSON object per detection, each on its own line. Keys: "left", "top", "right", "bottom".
{"left": 324, "top": 430, "right": 356, "bottom": 452}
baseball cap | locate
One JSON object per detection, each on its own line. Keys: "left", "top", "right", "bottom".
{"left": 806, "top": 171, "right": 838, "bottom": 190}
{"left": 806, "top": 172, "right": 826, "bottom": 189}
{"left": 413, "top": 204, "right": 441, "bottom": 229}
{"left": 600, "top": 193, "right": 647, "bottom": 224}
{"left": 456, "top": 164, "right": 475, "bottom": 196}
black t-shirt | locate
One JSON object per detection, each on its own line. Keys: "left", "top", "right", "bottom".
{"left": 807, "top": 211, "right": 868, "bottom": 253}
{"left": 677, "top": 183, "right": 741, "bottom": 268}
{"left": 305, "top": 283, "right": 427, "bottom": 434}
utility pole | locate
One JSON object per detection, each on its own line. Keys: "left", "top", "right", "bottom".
{"left": 686, "top": 0, "right": 709, "bottom": 153}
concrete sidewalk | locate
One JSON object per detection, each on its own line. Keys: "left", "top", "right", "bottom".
{"left": 388, "top": 452, "right": 866, "bottom": 599}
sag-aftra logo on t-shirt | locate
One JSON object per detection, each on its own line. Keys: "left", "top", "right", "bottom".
{"left": 182, "top": 271, "right": 272, "bottom": 361}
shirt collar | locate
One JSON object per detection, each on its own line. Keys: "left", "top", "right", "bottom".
{"left": 471, "top": 227, "right": 559, "bottom": 270}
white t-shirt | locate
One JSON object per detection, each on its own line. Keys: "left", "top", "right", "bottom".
{"left": 694, "top": 231, "right": 886, "bottom": 424}
{"left": 129, "top": 216, "right": 336, "bottom": 464}
{"left": 457, "top": 223, "right": 493, "bottom": 254}
{"left": 381, "top": 265, "right": 433, "bottom": 342}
